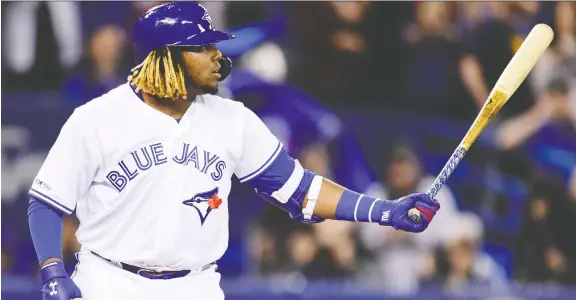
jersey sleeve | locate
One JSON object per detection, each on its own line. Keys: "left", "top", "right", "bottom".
{"left": 234, "top": 106, "right": 283, "bottom": 183}
{"left": 28, "top": 111, "right": 98, "bottom": 215}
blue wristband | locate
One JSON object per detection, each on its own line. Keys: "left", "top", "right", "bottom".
{"left": 334, "top": 190, "right": 386, "bottom": 223}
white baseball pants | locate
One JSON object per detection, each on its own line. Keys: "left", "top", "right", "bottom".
{"left": 71, "top": 250, "right": 225, "bottom": 300}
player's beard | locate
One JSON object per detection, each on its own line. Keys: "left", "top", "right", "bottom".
{"left": 186, "top": 76, "right": 218, "bottom": 96}
{"left": 199, "top": 84, "right": 218, "bottom": 95}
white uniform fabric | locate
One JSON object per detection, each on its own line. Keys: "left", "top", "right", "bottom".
{"left": 71, "top": 250, "right": 224, "bottom": 300}
{"left": 29, "top": 83, "right": 283, "bottom": 286}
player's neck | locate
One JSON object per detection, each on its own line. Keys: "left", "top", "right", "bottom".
{"left": 141, "top": 93, "right": 194, "bottom": 119}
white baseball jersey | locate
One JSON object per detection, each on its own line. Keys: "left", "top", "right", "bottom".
{"left": 29, "top": 83, "right": 285, "bottom": 271}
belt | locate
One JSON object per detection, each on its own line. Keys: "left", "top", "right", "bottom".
{"left": 90, "top": 251, "right": 215, "bottom": 280}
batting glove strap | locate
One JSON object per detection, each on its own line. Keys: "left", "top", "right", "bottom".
{"left": 415, "top": 203, "right": 436, "bottom": 223}
{"left": 40, "top": 261, "right": 67, "bottom": 282}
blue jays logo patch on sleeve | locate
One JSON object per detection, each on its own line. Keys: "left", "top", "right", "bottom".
{"left": 183, "top": 187, "right": 222, "bottom": 225}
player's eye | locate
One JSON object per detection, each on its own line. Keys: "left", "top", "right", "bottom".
{"left": 179, "top": 46, "right": 206, "bottom": 53}
{"left": 183, "top": 44, "right": 216, "bottom": 53}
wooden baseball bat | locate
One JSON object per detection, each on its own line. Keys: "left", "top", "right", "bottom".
{"left": 407, "top": 24, "right": 554, "bottom": 224}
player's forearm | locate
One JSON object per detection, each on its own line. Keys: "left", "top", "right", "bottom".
{"left": 249, "top": 147, "right": 437, "bottom": 227}
{"left": 302, "top": 177, "right": 342, "bottom": 219}
{"left": 27, "top": 197, "right": 65, "bottom": 266}
{"left": 303, "top": 177, "right": 385, "bottom": 223}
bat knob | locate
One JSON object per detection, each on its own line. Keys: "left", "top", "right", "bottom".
{"left": 407, "top": 208, "right": 421, "bottom": 224}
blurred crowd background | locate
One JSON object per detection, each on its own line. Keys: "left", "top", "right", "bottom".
{"left": 2, "top": 1, "right": 576, "bottom": 299}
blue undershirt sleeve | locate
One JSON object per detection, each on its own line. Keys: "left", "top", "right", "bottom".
{"left": 27, "top": 196, "right": 64, "bottom": 265}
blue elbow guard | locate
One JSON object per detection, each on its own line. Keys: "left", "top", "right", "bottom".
{"left": 256, "top": 190, "right": 324, "bottom": 223}
{"left": 246, "top": 148, "right": 324, "bottom": 223}
{"left": 255, "top": 168, "right": 324, "bottom": 223}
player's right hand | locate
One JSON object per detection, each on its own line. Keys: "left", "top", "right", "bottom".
{"left": 379, "top": 193, "right": 440, "bottom": 233}
{"left": 40, "top": 261, "right": 82, "bottom": 300}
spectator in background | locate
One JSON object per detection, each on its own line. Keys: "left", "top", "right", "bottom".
{"left": 459, "top": 2, "right": 536, "bottom": 118}
{"left": 2, "top": 250, "right": 12, "bottom": 273}
{"left": 63, "top": 24, "right": 129, "bottom": 105}
{"left": 507, "top": 2, "right": 541, "bottom": 36}
{"left": 514, "top": 183, "right": 555, "bottom": 283}
{"left": 399, "top": 2, "right": 473, "bottom": 121}
{"left": 496, "top": 78, "right": 576, "bottom": 186}
{"left": 358, "top": 143, "right": 461, "bottom": 293}
{"left": 514, "top": 180, "right": 576, "bottom": 285}
{"left": 248, "top": 143, "right": 367, "bottom": 279}
{"left": 550, "top": 174, "right": 576, "bottom": 276}
{"left": 224, "top": 20, "right": 378, "bottom": 277}
{"left": 1, "top": 226, "right": 19, "bottom": 273}
{"left": 2, "top": 2, "right": 83, "bottom": 92}
{"left": 286, "top": 2, "right": 406, "bottom": 111}
{"left": 361, "top": 143, "right": 460, "bottom": 249}
{"left": 291, "top": 143, "right": 367, "bottom": 279}
{"left": 225, "top": 1, "right": 271, "bottom": 29}
{"left": 453, "top": 2, "right": 489, "bottom": 36}
{"left": 288, "top": 222, "right": 356, "bottom": 280}
{"left": 419, "top": 213, "right": 507, "bottom": 294}
{"left": 219, "top": 18, "right": 378, "bottom": 193}
{"left": 531, "top": 2, "right": 576, "bottom": 100}
{"left": 285, "top": 1, "right": 371, "bottom": 109}
{"left": 247, "top": 143, "right": 333, "bottom": 276}
{"left": 542, "top": 247, "right": 576, "bottom": 286}
{"left": 79, "top": 2, "right": 133, "bottom": 42}
{"left": 570, "top": 167, "right": 576, "bottom": 203}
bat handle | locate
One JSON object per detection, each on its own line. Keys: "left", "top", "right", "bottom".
{"left": 407, "top": 146, "right": 467, "bottom": 224}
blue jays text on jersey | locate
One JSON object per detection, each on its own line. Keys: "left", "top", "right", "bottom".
{"left": 106, "top": 142, "right": 227, "bottom": 192}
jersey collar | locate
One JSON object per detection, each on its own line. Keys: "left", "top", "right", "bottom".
{"left": 126, "top": 82, "right": 194, "bottom": 125}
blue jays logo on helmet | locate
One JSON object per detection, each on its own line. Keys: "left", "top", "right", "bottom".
{"left": 132, "top": 1, "right": 235, "bottom": 63}
{"left": 202, "top": 10, "right": 215, "bottom": 30}
{"left": 183, "top": 187, "right": 221, "bottom": 225}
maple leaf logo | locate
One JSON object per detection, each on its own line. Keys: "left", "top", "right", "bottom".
{"left": 208, "top": 194, "right": 222, "bottom": 209}
{"left": 182, "top": 187, "right": 222, "bottom": 225}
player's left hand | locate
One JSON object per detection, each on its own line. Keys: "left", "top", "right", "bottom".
{"left": 40, "top": 261, "right": 82, "bottom": 300}
{"left": 379, "top": 193, "right": 440, "bottom": 233}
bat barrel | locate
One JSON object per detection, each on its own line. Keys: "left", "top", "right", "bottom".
{"left": 407, "top": 24, "right": 554, "bottom": 226}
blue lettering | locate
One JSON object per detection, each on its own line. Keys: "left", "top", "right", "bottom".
{"left": 211, "top": 161, "right": 226, "bottom": 181}
{"left": 201, "top": 151, "right": 219, "bottom": 174}
{"left": 173, "top": 143, "right": 189, "bottom": 164}
{"left": 131, "top": 147, "right": 153, "bottom": 171}
{"left": 119, "top": 160, "right": 138, "bottom": 181}
{"left": 150, "top": 143, "right": 167, "bottom": 165}
{"left": 107, "top": 171, "right": 127, "bottom": 192}
{"left": 185, "top": 146, "right": 199, "bottom": 169}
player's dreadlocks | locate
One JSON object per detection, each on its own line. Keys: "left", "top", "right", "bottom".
{"left": 128, "top": 47, "right": 187, "bottom": 100}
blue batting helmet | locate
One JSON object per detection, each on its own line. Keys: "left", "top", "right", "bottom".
{"left": 132, "top": 2, "right": 236, "bottom": 64}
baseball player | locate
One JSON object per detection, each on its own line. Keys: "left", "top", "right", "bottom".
{"left": 27, "top": 2, "right": 440, "bottom": 300}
